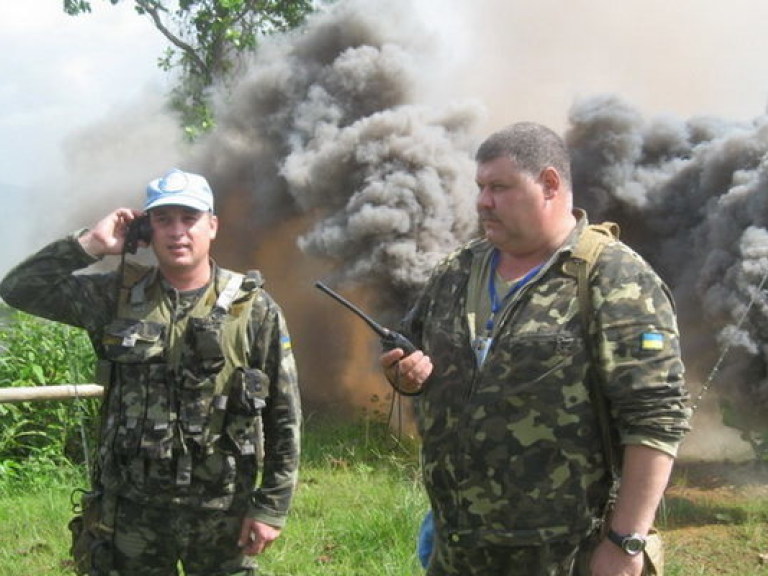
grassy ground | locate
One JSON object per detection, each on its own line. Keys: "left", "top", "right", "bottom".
{"left": 1, "top": 420, "right": 767, "bottom": 575}
{"left": 660, "top": 460, "right": 768, "bottom": 576}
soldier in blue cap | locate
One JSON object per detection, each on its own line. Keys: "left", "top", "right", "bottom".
{"left": 1, "top": 169, "right": 302, "bottom": 576}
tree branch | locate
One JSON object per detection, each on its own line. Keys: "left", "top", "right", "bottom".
{"left": 136, "top": 0, "right": 212, "bottom": 82}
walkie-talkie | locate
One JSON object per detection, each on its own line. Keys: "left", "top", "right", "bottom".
{"left": 315, "top": 281, "right": 417, "bottom": 355}
{"left": 124, "top": 215, "right": 152, "bottom": 254}
{"left": 315, "top": 281, "right": 422, "bottom": 395}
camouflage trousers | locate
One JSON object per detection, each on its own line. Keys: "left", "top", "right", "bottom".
{"left": 426, "top": 535, "right": 580, "bottom": 576}
{"left": 106, "top": 495, "right": 257, "bottom": 576}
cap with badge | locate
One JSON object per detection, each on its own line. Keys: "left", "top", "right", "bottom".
{"left": 144, "top": 168, "right": 215, "bottom": 213}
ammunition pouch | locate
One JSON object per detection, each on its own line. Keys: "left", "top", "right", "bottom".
{"left": 68, "top": 488, "right": 116, "bottom": 576}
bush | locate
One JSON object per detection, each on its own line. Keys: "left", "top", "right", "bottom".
{"left": 0, "top": 306, "right": 99, "bottom": 467}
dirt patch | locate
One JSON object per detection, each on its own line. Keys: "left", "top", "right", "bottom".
{"left": 671, "top": 459, "right": 768, "bottom": 499}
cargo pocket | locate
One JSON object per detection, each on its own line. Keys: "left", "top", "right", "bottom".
{"left": 179, "top": 317, "right": 227, "bottom": 442}
{"left": 225, "top": 368, "right": 269, "bottom": 457}
{"left": 102, "top": 319, "right": 165, "bottom": 364}
{"left": 101, "top": 320, "right": 167, "bottom": 456}
{"left": 229, "top": 368, "right": 269, "bottom": 416}
{"left": 185, "top": 316, "right": 225, "bottom": 374}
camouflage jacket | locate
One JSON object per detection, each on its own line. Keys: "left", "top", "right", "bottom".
{"left": 0, "top": 234, "right": 301, "bottom": 528}
{"left": 403, "top": 215, "right": 690, "bottom": 546}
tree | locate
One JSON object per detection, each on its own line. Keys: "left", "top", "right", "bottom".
{"left": 64, "top": 0, "right": 315, "bottom": 139}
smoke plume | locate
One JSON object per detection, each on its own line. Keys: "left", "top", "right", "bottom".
{"left": 45, "top": 0, "right": 768, "bottom": 454}
{"left": 184, "top": 1, "right": 768, "bottom": 452}
{"left": 567, "top": 95, "right": 768, "bottom": 459}
{"left": 185, "top": 0, "right": 482, "bottom": 413}
{"left": 194, "top": 0, "right": 482, "bottom": 313}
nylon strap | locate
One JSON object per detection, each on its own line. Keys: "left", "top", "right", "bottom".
{"left": 215, "top": 273, "right": 245, "bottom": 312}
{"left": 562, "top": 222, "right": 620, "bottom": 481}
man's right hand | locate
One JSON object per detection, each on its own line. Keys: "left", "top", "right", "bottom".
{"left": 379, "top": 348, "right": 433, "bottom": 394}
{"left": 78, "top": 208, "right": 144, "bottom": 257}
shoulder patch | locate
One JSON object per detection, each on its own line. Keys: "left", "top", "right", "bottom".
{"left": 640, "top": 331, "right": 665, "bottom": 351}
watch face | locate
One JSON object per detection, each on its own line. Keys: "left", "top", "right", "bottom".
{"left": 608, "top": 529, "right": 646, "bottom": 556}
{"left": 622, "top": 536, "right": 646, "bottom": 555}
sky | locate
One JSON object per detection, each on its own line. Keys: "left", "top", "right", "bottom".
{"left": 0, "top": 1, "right": 169, "bottom": 271}
{"left": 0, "top": 2, "right": 169, "bottom": 183}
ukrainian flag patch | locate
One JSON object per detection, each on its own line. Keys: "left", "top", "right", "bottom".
{"left": 281, "top": 335, "right": 292, "bottom": 351}
{"left": 640, "top": 332, "right": 664, "bottom": 351}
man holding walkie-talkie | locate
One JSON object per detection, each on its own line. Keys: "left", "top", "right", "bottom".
{"left": 379, "top": 123, "right": 691, "bottom": 576}
{"left": 0, "top": 169, "right": 302, "bottom": 576}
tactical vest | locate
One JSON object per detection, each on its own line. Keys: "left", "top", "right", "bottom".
{"left": 95, "top": 263, "right": 268, "bottom": 475}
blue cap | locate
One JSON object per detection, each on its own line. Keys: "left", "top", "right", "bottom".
{"left": 144, "top": 169, "right": 214, "bottom": 213}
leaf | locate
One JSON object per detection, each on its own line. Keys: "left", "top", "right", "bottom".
{"left": 31, "top": 364, "right": 45, "bottom": 385}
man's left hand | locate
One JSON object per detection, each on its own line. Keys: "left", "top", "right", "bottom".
{"left": 238, "top": 518, "right": 281, "bottom": 555}
{"left": 589, "top": 538, "right": 644, "bottom": 576}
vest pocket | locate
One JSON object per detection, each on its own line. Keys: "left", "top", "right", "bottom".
{"left": 102, "top": 319, "right": 165, "bottom": 363}
{"left": 223, "top": 368, "right": 268, "bottom": 457}
{"left": 228, "top": 367, "right": 269, "bottom": 416}
{"left": 185, "top": 316, "right": 225, "bottom": 373}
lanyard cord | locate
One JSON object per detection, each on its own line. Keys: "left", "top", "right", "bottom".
{"left": 691, "top": 265, "right": 768, "bottom": 412}
{"left": 486, "top": 249, "right": 542, "bottom": 334}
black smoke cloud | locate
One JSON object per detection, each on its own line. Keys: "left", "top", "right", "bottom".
{"left": 567, "top": 95, "right": 768, "bottom": 452}
{"left": 186, "top": 1, "right": 765, "bottom": 449}
{"left": 193, "top": 0, "right": 482, "bottom": 317}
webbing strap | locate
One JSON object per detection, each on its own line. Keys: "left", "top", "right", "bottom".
{"left": 215, "top": 273, "right": 245, "bottom": 313}
{"left": 563, "top": 223, "right": 620, "bottom": 480}
{"left": 205, "top": 272, "right": 250, "bottom": 448}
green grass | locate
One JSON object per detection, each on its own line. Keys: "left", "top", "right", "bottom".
{"left": 0, "top": 417, "right": 429, "bottom": 576}
{"left": 1, "top": 421, "right": 768, "bottom": 575}
{"left": 258, "top": 416, "right": 427, "bottom": 575}
{"left": 0, "top": 485, "right": 78, "bottom": 575}
{"left": 659, "top": 460, "right": 768, "bottom": 576}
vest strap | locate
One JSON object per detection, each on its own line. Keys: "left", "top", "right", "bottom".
{"left": 215, "top": 273, "right": 245, "bottom": 313}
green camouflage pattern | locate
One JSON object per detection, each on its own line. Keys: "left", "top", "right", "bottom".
{"left": 110, "top": 494, "right": 256, "bottom": 576}
{"left": 427, "top": 534, "right": 579, "bottom": 576}
{"left": 403, "top": 217, "right": 690, "bottom": 550}
{"left": 0, "top": 234, "right": 301, "bottom": 531}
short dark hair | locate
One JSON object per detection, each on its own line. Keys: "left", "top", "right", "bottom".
{"left": 475, "top": 122, "right": 572, "bottom": 188}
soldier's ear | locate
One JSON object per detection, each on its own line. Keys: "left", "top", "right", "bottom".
{"left": 208, "top": 214, "right": 219, "bottom": 240}
{"left": 539, "top": 167, "right": 561, "bottom": 199}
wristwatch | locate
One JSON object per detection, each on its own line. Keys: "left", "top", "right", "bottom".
{"left": 607, "top": 529, "right": 647, "bottom": 556}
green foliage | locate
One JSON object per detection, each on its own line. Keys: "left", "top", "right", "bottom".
{"left": 63, "top": 0, "right": 316, "bottom": 139}
{"left": 0, "top": 308, "right": 99, "bottom": 468}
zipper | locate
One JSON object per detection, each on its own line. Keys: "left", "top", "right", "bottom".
{"left": 453, "top": 271, "right": 544, "bottom": 530}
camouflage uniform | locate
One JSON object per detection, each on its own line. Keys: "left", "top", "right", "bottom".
{"left": 403, "top": 214, "right": 690, "bottom": 575}
{"left": 0, "top": 233, "right": 302, "bottom": 576}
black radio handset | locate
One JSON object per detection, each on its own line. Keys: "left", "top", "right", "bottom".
{"left": 315, "top": 281, "right": 422, "bottom": 396}
{"left": 314, "top": 281, "right": 417, "bottom": 355}
{"left": 124, "top": 215, "right": 152, "bottom": 254}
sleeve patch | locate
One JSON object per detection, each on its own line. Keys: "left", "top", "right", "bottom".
{"left": 280, "top": 335, "right": 292, "bottom": 351}
{"left": 640, "top": 332, "right": 664, "bottom": 351}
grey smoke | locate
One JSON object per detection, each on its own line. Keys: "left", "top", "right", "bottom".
{"left": 567, "top": 95, "right": 768, "bottom": 451}
{"left": 194, "top": 0, "right": 482, "bottom": 314}
{"left": 188, "top": 0, "right": 767, "bottom": 446}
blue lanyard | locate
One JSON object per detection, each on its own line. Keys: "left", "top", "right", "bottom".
{"left": 485, "top": 249, "right": 542, "bottom": 334}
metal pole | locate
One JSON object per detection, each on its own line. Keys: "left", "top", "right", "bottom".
{"left": 0, "top": 384, "right": 103, "bottom": 403}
